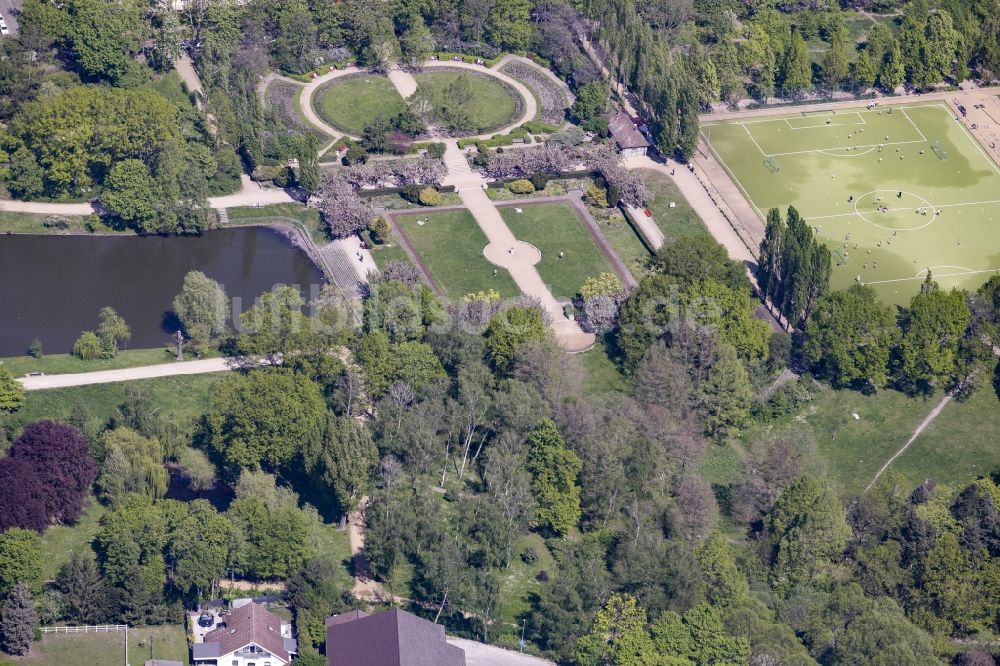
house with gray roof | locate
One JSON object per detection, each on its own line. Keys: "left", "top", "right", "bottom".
{"left": 325, "top": 608, "right": 466, "bottom": 666}
{"left": 608, "top": 110, "right": 651, "bottom": 157}
{"left": 192, "top": 602, "right": 296, "bottom": 666}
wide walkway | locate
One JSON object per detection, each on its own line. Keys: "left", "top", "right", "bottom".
{"left": 440, "top": 142, "right": 594, "bottom": 351}
{"left": 17, "top": 357, "right": 238, "bottom": 390}
{"left": 623, "top": 155, "right": 756, "bottom": 263}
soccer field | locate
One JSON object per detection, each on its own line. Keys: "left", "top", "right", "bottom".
{"left": 702, "top": 102, "right": 1000, "bottom": 304}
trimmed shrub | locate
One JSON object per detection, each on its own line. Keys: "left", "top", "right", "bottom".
{"left": 530, "top": 172, "right": 548, "bottom": 191}
{"left": 401, "top": 184, "right": 423, "bottom": 203}
{"left": 368, "top": 217, "right": 392, "bottom": 243}
{"left": 418, "top": 187, "right": 443, "bottom": 206}
{"left": 507, "top": 179, "right": 535, "bottom": 195}
{"left": 583, "top": 184, "right": 609, "bottom": 208}
{"left": 426, "top": 142, "right": 446, "bottom": 159}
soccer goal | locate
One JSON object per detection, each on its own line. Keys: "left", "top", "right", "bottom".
{"left": 763, "top": 156, "right": 782, "bottom": 174}
{"left": 832, "top": 248, "right": 849, "bottom": 266}
{"left": 931, "top": 140, "right": 950, "bottom": 160}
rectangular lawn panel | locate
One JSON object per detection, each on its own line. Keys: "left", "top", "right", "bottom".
{"left": 637, "top": 168, "right": 709, "bottom": 241}
{"left": 392, "top": 209, "right": 519, "bottom": 299}
{"left": 18, "top": 624, "right": 188, "bottom": 666}
{"left": 499, "top": 202, "right": 616, "bottom": 300}
{"left": 313, "top": 75, "right": 407, "bottom": 136}
{"left": 702, "top": 102, "right": 1000, "bottom": 304}
{"left": 413, "top": 69, "right": 518, "bottom": 133}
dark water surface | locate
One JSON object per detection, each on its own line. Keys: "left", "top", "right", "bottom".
{"left": 0, "top": 228, "right": 323, "bottom": 356}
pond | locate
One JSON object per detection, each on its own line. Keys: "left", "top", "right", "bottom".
{"left": 0, "top": 227, "right": 324, "bottom": 357}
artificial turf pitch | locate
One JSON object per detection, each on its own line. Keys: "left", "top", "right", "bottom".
{"left": 702, "top": 102, "right": 1000, "bottom": 304}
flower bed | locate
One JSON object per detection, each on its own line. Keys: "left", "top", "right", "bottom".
{"left": 265, "top": 79, "right": 330, "bottom": 142}
{"left": 500, "top": 61, "right": 570, "bottom": 126}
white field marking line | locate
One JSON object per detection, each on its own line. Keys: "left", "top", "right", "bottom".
{"left": 802, "top": 196, "right": 1000, "bottom": 222}
{"left": 817, "top": 146, "right": 878, "bottom": 157}
{"left": 865, "top": 267, "right": 1000, "bottom": 285}
{"left": 899, "top": 107, "right": 928, "bottom": 142}
{"left": 699, "top": 129, "right": 766, "bottom": 220}
{"left": 740, "top": 122, "right": 768, "bottom": 157}
{"left": 721, "top": 102, "right": 956, "bottom": 127}
{"left": 915, "top": 265, "right": 981, "bottom": 276}
{"left": 783, "top": 112, "right": 866, "bottom": 130}
{"left": 768, "top": 139, "right": 925, "bottom": 158}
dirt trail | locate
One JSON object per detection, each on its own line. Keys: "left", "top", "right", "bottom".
{"left": 866, "top": 394, "right": 953, "bottom": 491}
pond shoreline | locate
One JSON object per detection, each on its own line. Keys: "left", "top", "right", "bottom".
{"left": 1, "top": 220, "right": 334, "bottom": 283}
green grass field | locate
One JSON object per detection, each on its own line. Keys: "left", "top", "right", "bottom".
{"left": 18, "top": 624, "right": 188, "bottom": 666}
{"left": 12, "top": 374, "right": 225, "bottom": 434}
{"left": 747, "top": 382, "right": 1000, "bottom": 496}
{"left": 0, "top": 347, "right": 177, "bottom": 377}
{"left": 637, "top": 168, "right": 709, "bottom": 241}
{"left": 38, "top": 500, "right": 105, "bottom": 581}
{"left": 499, "top": 203, "right": 616, "bottom": 299}
{"left": 313, "top": 75, "right": 407, "bottom": 136}
{"left": 391, "top": 210, "right": 520, "bottom": 299}
{"left": 702, "top": 102, "right": 1000, "bottom": 304}
{"left": 413, "top": 70, "right": 519, "bottom": 133}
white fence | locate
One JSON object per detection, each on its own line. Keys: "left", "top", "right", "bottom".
{"left": 41, "top": 624, "right": 129, "bottom": 634}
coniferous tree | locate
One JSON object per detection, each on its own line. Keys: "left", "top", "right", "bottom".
{"left": 0, "top": 582, "right": 37, "bottom": 656}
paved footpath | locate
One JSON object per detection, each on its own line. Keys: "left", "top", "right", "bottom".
{"left": 442, "top": 142, "right": 595, "bottom": 352}
{"left": 17, "top": 357, "right": 238, "bottom": 390}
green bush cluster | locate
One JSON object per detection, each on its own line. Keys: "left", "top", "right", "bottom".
{"left": 507, "top": 179, "right": 535, "bottom": 195}
{"left": 418, "top": 187, "right": 443, "bottom": 206}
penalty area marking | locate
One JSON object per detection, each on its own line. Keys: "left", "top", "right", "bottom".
{"left": 865, "top": 266, "right": 1000, "bottom": 285}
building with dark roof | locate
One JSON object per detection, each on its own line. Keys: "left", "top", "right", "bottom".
{"left": 325, "top": 608, "right": 466, "bottom": 666}
{"left": 192, "top": 602, "right": 296, "bottom": 666}
{"left": 608, "top": 110, "right": 651, "bottom": 157}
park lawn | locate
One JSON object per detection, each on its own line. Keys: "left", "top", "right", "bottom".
{"left": 496, "top": 533, "right": 555, "bottom": 627}
{"left": 38, "top": 499, "right": 105, "bottom": 581}
{"left": 313, "top": 75, "right": 407, "bottom": 136}
{"left": 391, "top": 210, "right": 520, "bottom": 299}
{"left": 892, "top": 387, "right": 1000, "bottom": 490}
{"left": 19, "top": 624, "right": 188, "bottom": 666}
{"left": 308, "top": 521, "right": 356, "bottom": 591}
{"left": 589, "top": 204, "right": 651, "bottom": 280}
{"left": 0, "top": 347, "right": 177, "bottom": 377}
{"left": 227, "top": 202, "right": 329, "bottom": 245}
{"left": 748, "top": 383, "right": 943, "bottom": 496}
{"left": 12, "top": 373, "right": 225, "bottom": 433}
{"left": 701, "top": 102, "right": 1000, "bottom": 305}
{"left": 579, "top": 340, "right": 628, "bottom": 395}
{"left": 414, "top": 70, "right": 519, "bottom": 133}
{"left": 637, "top": 168, "right": 708, "bottom": 241}
{"left": 369, "top": 236, "right": 412, "bottom": 271}
{"left": 146, "top": 70, "right": 196, "bottom": 111}
{"left": 0, "top": 212, "right": 101, "bottom": 234}
{"left": 499, "top": 203, "right": 616, "bottom": 300}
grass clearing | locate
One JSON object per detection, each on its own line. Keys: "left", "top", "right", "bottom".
{"left": 894, "top": 387, "right": 1000, "bottom": 490}
{"left": 0, "top": 347, "right": 178, "bottom": 377}
{"left": 587, "top": 204, "right": 651, "bottom": 280}
{"left": 146, "top": 70, "right": 195, "bottom": 111}
{"left": 0, "top": 212, "right": 102, "bottom": 234}
{"left": 414, "top": 70, "right": 520, "bottom": 134}
{"left": 499, "top": 202, "right": 615, "bottom": 299}
{"left": 391, "top": 209, "right": 519, "bottom": 299}
{"left": 637, "top": 168, "right": 709, "bottom": 241}
{"left": 308, "top": 521, "right": 355, "bottom": 590}
{"left": 702, "top": 102, "right": 1000, "bottom": 304}
{"left": 19, "top": 624, "right": 188, "bottom": 666}
{"left": 38, "top": 500, "right": 106, "bottom": 581}
{"left": 12, "top": 373, "right": 225, "bottom": 434}
{"left": 579, "top": 339, "right": 628, "bottom": 395}
{"left": 497, "top": 533, "right": 555, "bottom": 626}
{"left": 313, "top": 75, "right": 407, "bottom": 136}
